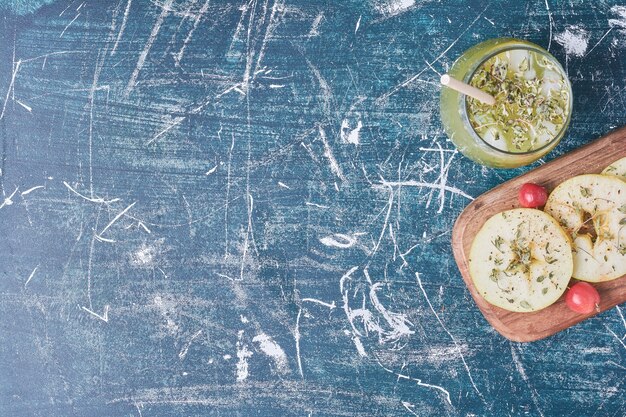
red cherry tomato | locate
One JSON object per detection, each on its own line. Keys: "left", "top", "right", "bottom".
{"left": 565, "top": 282, "right": 600, "bottom": 314}
{"left": 518, "top": 183, "right": 548, "bottom": 208}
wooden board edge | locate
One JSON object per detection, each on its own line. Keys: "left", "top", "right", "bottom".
{"left": 451, "top": 127, "right": 626, "bottom": 342}
{"left": 453, "top": 211, "right": 626, "bottom": 342}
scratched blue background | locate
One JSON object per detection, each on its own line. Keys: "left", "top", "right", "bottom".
{"left": 0, "top": 0, "right": 625, "bottom": 416}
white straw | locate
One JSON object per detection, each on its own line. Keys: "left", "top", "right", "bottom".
{"left": 440, "top": 74, "right": 496, "bottom": 105}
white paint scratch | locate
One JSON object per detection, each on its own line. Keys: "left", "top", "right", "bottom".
{"left": 87, "top": 51, "right": 106, "bottom": 199}
{"left": 341, "top": 267, "right": 413, "bottom": 347}
{"left": 175, "top": 0, "right": 212, "bottom": 65}
{"left": 21, "top": 186, "right": 44, "bottom": 196}
{"left": 609, "top": 6, "right": 626, "bottom": 31}
{"left": 424, "top": 58, "right": 442, "bottom": 76}
{"left": 134, "top": 402, "right": 144, "bottom": 417}
{"left": 82, "top": 305, "right": 110, "bottom": 322}
{"left": 615, "top": 306, "right": 626, "bottom": 337}
{"left": 125, "top": 0, "right": 174, "bottom": 96}
{"left": 375, "top": 5, "right": 488, "bottom": 103}
{"left": 339, "top": 267, "right": 361, "bottom": 342}
{"left": 370, "top": 187, "right": 394, "bottom": 258}
{"left": 111, "top": 0, "right": 132, "bottom": 56}
{"left": 15, "top": 100, "right": 32, "bottom": 112}
{"left": 224, "top": 131, "right": 235, "bottom": 258}
{"left": 432, "top": 144, "right": 458, "bottom": 213}
{"left": 544, "top": 0, "right": 554, "bottom": 51}
{"left": 374, "top": 0, "right": 415, "bottom": 17}
{"left": 132, "top": 243, "right": 159, "bottom": 267}
{"left": 510, "top": 343, "right": 545, "bottom": 417}
{"left": 305, "top": 58, "right": 333, "bottom": 117}
{"left": 0, "top": 60, "right": 21, "bottom": 121}
{"left": 59, "top": 1, "right": 74, "bottom": 16}
{"left": 318, "top": 126, "right": 346, "bottom": 182}
{"left": 147, "top": 116, "right": 185, "bottom": 145}
{"left": 60, "top": 13, "right": 81, "bottom": 38}
{"left": 402, "top": 401, "right": 419, "bottom": 416}
{"left": 236, "top": 330, "right": 253, "bottom": 381}
{"left": 308, "top": 12, "right": 324, "bottom": 37}
{"left": 86, "top": 214, "right": 98, "bottom": 309}
{"left": 295, "top": 308, "right": 304, "bottom": 378}
{"left": 302, "top": 298, "right": 336, "bottom": 310}
{"left": 319, "top": 233, "right": 357, "bottom": 249}
{"left": 367, "top": 272, "right": 414, "bottom": 341}
{"left": 97, "top": 202, "right": 136, "bottom": 241}
{"left": 253, "top": 333, "right": 290, "bottom": 374}
{"left": 63, "top": 181, "right": 121, "bottom": 204}
{"left": 353, "top": 336, "right": 367, "bottom": 357}
{"left": 138, "top": 222, "right": 152, "bottom": 234}
{"left": 424, "top": 344, "right": 473, "bottom": 365}
{"left": 251, "top": 0, "right": 284, "bottom": 81}
{"left": 340, "top": 119, "right": 362, "bottom": 145}
{"left": 605, "top": 324, "right": 626, "bottom": 350}
{"left": 377, "top": 359, "right": 452, "bottom": 405}
{"left": 416, "top": 272, "right": 484, "bottom": 402}
{"left": 0, "top": 187, "right": 19, "bottom": 209}
{"left": 305, "top": 201, "right": 330, "bottom": 209}
{"left": 239, "top": 192, "right": 255, "bottom": 281}
{"left": 216, "top": 272, "right": 235, "bottom": 281}
{"left": 377, "top": 179, "right": 474, "bottom": 201}
{"left": 24, "top": 265, "right": 40, "bottom": 287}
{"left": 580, "top": 346, "right": 612, "bottom": 355}
{"left": 153, "top": 295, "right": 179, "bottom": 334}
{"left": 584, "top": 28, "right": 614, "bottom": 57}
{"left": 179, "top": 330, "right": 203, "bottom": 360}
{"left": 215, "top": 83, "right": 244, "bottom": 99}
{"left": 555, "top": 25, "right": 590, "bottom": 57}
{"left": 240, "top": 2, "right": 256, "bottom": 94}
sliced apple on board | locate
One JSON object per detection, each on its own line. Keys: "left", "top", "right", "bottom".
{"left": 469, "top": 208, "right": 573, "bottom": 313}
{"left": 602, "top": 156, "right": 626, "bottom": 181}
{"left": 544, "top": 174, "right": 626, "bottom": 282}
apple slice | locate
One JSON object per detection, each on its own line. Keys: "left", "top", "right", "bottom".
{"left": 469, "top": 208, "right": 573, "bottom": 312}
{"left": 544, "top": 174, "right": 626, "bottom": 282}
{"left": 602, "top": 156, "right": 626, "bottom": 181}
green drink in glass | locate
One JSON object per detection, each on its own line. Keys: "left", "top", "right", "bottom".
{"left": 440, "top": 38, "right": 572, "bottom": 168}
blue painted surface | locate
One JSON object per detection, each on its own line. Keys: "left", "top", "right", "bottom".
{"left": 0, "top": 1, "right": 625, "bottom": 416}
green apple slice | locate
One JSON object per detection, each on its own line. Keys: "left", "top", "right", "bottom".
{"left": 544, "top": 174, "right": 626, "bottom": 282}
{"left": 469, "top": 208, "right": 573, "bottom": 313}
{"left": 602, "top": 156, "right": 626, "bottom": 181}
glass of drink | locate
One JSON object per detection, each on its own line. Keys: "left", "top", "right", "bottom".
{"left": 440, "top": 38, "right": 572, "bottom": 168}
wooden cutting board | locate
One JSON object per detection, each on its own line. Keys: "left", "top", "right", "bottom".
{"left": 452, "top": 126, "right": 626, "bottom": 342}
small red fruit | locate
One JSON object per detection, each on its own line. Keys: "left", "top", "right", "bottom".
{"left": 565, "top": 282, "right": 600, "bottom": 314}
{"left": 518, "top": 183, "right": 548, "bottom": 208}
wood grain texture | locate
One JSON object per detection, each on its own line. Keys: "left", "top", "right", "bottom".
{"left": 453, "top": 127, "right": 626, "bottom": 342}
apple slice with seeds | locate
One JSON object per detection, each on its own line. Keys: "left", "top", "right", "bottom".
{"left": 544, "top": 174, "right": 626, "bottom": 282}
{"left": 602, "top": 156, "right": 626, "bottom": 181}
{"left": 469, "top": 208, "right": 573, "bottom": 313}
